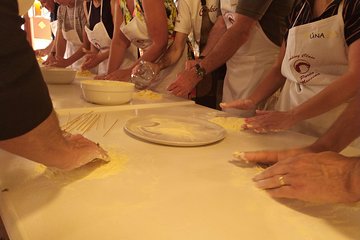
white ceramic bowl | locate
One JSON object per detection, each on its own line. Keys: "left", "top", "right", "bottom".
{"left": 80, "top": 80, "right": 135, "bottom": 105}
{"left": 40, "top": 67, "right": 76, "bottom": 84}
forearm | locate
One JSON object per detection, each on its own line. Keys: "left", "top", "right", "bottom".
{"left": 311, "top": 92, "right": 360, "bottom": 152}
{"left": 0, "top": 111, "right": 73, "bottom": 169}
{"left": 201, "top": 16, "right": 256, "bottom": 74}
{"left": 200, "top": 16, "right": 227, "bottom": 57}
{"left": 65, "top": 47, "right": 85, "bottom": 65}
{"left": 291, "top": 73, "right": 360, "bottom": 123}
{"left": 139, "top": 41, "right": 167, "bottom": 64}
{"left": 107, "top": 41, "right": 127, "bottom": 73}
{"left": 350, "top": 158, "right": 360, "bottom": 202}
{"left": 249, "top": 64, "right": 286, "bottom": 105}
{"left": 157, "top": 33, "right": 187, "bottom": 70}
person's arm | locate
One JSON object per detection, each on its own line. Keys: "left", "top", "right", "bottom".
{"left": 155, "top": 32, "right": 188, "bottom": 71}
{"left": 167, "top": 13, "right": 258, "bottom": 97}
{"left": 0, "top": 111, "right": 107, "bottom": 170}
{"left": 232, "top": 92, "right": 360, "bottom": 165}
{"left": 106, "top": 0, "right": 169, "bottom": 80}
{"left": 0, "top": 0, "right": 107, "bottom": 170}
{"left": 200, "top": 13, "right": 256, "bottom": 74}
{"left": 244, "top": 39, "right": 360, "bottom": 132}
{"left": 200, "top": 16, "right": 227, "bottom": 57}
{"left": 137, "top": 0, "right": 168, "bottom": 63}
{"left": 220, "top": 42, "right": 287, "bottom": 110}
{"left": 311, "top": 90, "right": 360, "bottom": 152}
{"left": 107, "top": 0, "right": 130, "bottom": 74}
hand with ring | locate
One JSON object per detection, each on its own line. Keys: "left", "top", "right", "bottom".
{"left": 250, "top": 152, "right": 360, "bottom": 203}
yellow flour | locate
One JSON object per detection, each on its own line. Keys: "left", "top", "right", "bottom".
{"left": 133, "top": 90, "right": 163, "bottom": 100}
{"left": 35, "top": 150, "right": 128, "bottom": 182}
{"left": 209, "top": 117, "right": 245, "bottom": 132}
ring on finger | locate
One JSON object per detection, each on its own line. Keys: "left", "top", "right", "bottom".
{"left": 278, "top": 175, "right": 286, "bottom": 186}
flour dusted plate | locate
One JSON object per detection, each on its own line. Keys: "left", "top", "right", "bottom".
{"left": 124, "top": 115, "right": 226, "bottom": 146}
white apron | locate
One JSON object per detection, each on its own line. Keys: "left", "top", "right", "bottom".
{"left": 120, "top": 9, "right": 186, "bottom": 93}
{"left": 84, "top": 0, "right": 112, "bottom": 75}
{"left": 62, "top": 1, "right": 84, "bottom": 70}
{"left": 221, "top": 0, "right": 279, "bottom": 117}
{"left": 277, "top": 2, "right": 354, "bottom": 144}
{"left": 85, "top": 0, "right": 136, "bottom": 75}
{"left": 50, "top": 20, "right": 58, "bottom": 37}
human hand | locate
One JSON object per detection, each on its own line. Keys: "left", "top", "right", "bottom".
{"left": 167, "top": 68, "right": 201, "bottom": 97}
{"left": 35, "top": 48, "right": 48, "bottom": 57}
{"left": 220, "top": 99, "right": 256, "bottom": 111}
{"left": 42, "top": 54, "right": 57, "bottom": 66}
{"left": 251, "top": 151, "right": 360, "bottom": 203}
{"left": 102, "top": 68, "right": 131, "bottom": 81}
{"left": 82, "top": 52, "right": 101, "bottom": 70}
{"left": 50, "top": 57, "right": 71, "bottom": 68}
{"left": 131, "top": 61, "right": 160, "bottom": 81}
{"left": 61, "top": 133, "right": 109, "bottom": 171}
{"left": 244, "top": 110, "right": 297, "bottom": 133}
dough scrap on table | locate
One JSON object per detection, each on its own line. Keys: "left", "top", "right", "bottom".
{"left": 76, "top": 70, "right": 93, "bottom": 78}
{"left": 209, "top": 117, "right": 245, "bottom": 132}
{"left": 133, "top": 90, "right": 163, "bottom": 100}
{"left": 35, "top": 149, "right": 128, "bottom": 182}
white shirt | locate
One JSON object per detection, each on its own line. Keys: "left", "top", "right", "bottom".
{"left": 174, "top": 0, "right": 219, "bottom": 45}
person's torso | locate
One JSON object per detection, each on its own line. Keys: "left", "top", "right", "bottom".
{"left": 174, "top": 0, "right": 218, "bottom": 44}
{"left": 88, "top": 0, "right": 113, "bottom": 38}
{"left": 119, "top": 0, "right": 177, "bottom": 49}
{"left": 59, "top": 0, "right": 86, "bottom": 42}
{"left": 221, "top": 0, "right": 294, "bottom": 46}
{"left": 281, "top": 1, "right": 348, "bottom": 88}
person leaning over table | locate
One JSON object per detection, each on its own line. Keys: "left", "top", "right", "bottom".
{"left": 135, "top": 0, "right": 225, "bottom": 107}
{"left": 0, "top": 0, "right": 107, "bottom": 171}
{"left": 81, "top": 0, "right": 137, "bottom": 76}
{"left": 34, "top": 0, "right": 59, "bottom": 60}
{"left": 44, "top": 0, "right": 90, "bottom": 70}
{"left": 221, "top": 0, "right": 360, "bottom": 143}
{"left": 100, "top": 0, "right": 178, "bottom": 93}
{"left": 167, "top": 0, "right": 295, "bottom": 116}
{"left": 233, "top": 91, "right": 360, "bottom": 203}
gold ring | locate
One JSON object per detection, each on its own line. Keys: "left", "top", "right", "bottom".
{"left": 278, "top": 175, "right": 286, "bottom": 186}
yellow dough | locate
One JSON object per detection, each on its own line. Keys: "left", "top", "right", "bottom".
{"left": 133, "top": 90, "right": 163, "bottom": 100}
{"left": 35, "top": 150, "right": 128, "bottom": 182}
{"left": 209, "top": 117, "right": 245, "bottom": 132}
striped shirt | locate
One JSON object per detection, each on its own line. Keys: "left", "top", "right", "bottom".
{"left": 285, "top": 0, "right": 360, "bottom": 46}
{"left": 57, "top": 0, "right": 87, "bottom": 42}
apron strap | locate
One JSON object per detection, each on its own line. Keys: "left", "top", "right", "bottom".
{"left": 292, "top": 2, "right": 306, "bottom": 28}
{"left": 87, "top": 0, "right": 104, "bottom": 24}
{"left": 73, "top": 0, "right": 77, "bottom": 27}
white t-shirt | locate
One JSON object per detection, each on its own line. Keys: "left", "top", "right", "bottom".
{"left": 174, "top": 0, "right": 219, "bottom": 45}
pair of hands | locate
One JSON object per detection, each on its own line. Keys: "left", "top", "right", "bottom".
{"left": 234, "top": 148, "right": 360, "bottom": 203}
{"left": 41, "top": 54, "right": 72, "bottom": 68}
{"left": 221, "top": 99, "right": 297, "bottom": 133}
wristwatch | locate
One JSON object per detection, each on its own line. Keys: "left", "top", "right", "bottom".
{"left": 194, "top": 63, "right": 206, "bottom": 79}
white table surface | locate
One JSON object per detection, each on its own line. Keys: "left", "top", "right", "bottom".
{"left": 47, "top": 82, "right": 194, "bottom": 114}
{"left": 1, "top": 105, "right": 360, "bottom": 240}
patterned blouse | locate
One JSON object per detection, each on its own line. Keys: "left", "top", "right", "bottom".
{"left": 119, "top": 0, "right": 177, "bottom": 37}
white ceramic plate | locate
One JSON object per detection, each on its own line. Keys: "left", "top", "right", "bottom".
{"left": 124, "top": 115, "right": 226, "bottom": 146}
